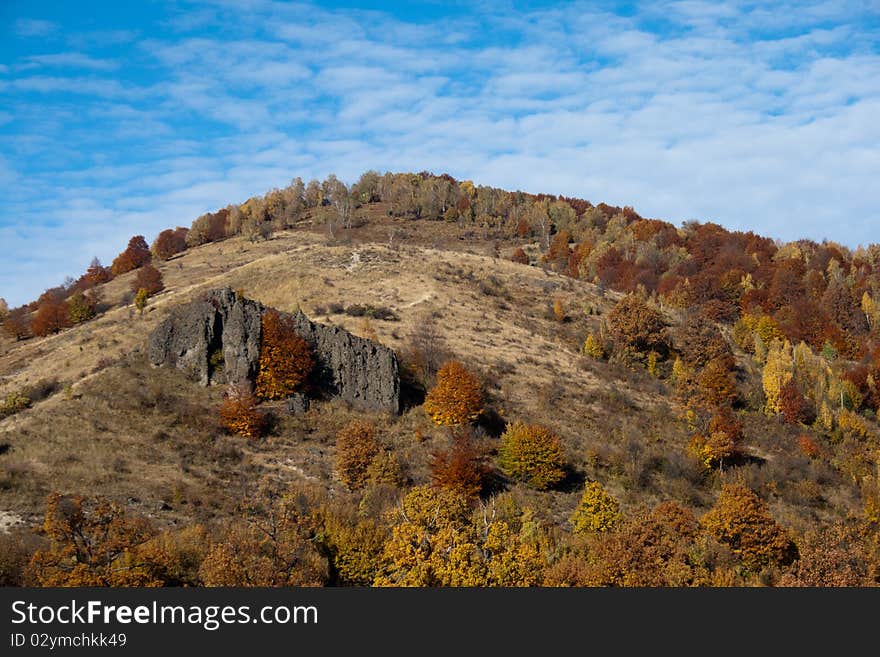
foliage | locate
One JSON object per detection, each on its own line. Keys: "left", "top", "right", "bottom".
{"left": 696, "top": 357, "right": 738, "bottom": 407}
{"left": 31, "top": 296, "right": 70, "bottom": 336}
{"left": 606, "top": 294, "right": 667, "bottom": 357}
{"left": 763, "top": 340, "right": 793, "bottom": 415}
{"left": 553, "top": 298, "right": 566, "bottom": 323}
{"left": 131, "top": 264, "right": 164, "bottom": 296}
{"left": 218, "top": 386, "right": 265, "bottom": 439}
{"left": 25, "top": 493, "right": 159, "bottom": 586}
{"left": 430, "top": 432, "right": 489, "bottom": 498}
{"left": 570, "top": 481, "right": 620, "bottom": 534}
{"left": 1, "top": 391, "right": 31, "bottom": 418}
{"left": 510, "top": 248, "right": 529, "bottom": 265}
{"left": 111, "top": 235, "right": 151, "bottom": 276}
{"left": 497, "top": 421, "right": 565, "bottom": 490}
{"left": 67, "top": 291, "right": 96, "bottom": 324}
{"left": 335, "top": 421, "right": 381, "bottom": 491}
{"left": 255, "top": 310, "right": 315, "bottom": 400}
{"left": 134, "top": 288, "right": 150, "bottom": 314}
{"left": 582, "top": 333, "right": 604, "bottom": 359}
{"left": 423, "top": 360, "right": 484, "bottom": 426}
{"left": 151, "top": 227, "right": 189, "bottom": 260}
{"left": 700, "top": 483, "right": 797, "bottom": 571}
{"left": 200, "top": 491, "right": 326, "bottom": 586}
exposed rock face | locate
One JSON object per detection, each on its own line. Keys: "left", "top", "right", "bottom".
{"left": 148, "top": 288, "right": 399, "bottom": 413}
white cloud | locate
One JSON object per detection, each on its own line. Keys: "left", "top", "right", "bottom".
{"left": 14, "top": 18, "right": 57, "bottom": 38}
{"left": 1, "top": 0, "right": 878, "bottom": 306}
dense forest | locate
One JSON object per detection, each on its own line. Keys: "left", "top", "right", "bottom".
{"left": 1, "top": 171, "right": 878, "bottom": 587}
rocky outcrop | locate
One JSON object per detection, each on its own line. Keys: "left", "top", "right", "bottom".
{"left": 148, "top": 288, "right": 399, "bottom": 413}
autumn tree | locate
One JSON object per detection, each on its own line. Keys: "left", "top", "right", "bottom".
{"left": 430, "top": 432, "right": 489, "bottom": 498}
{"left": 131, "top": 263, "right": 164, "bottom": 296}
{"left": 255, "top": 310, "right": 314, "bottom": 400}
{"left": 510, "top": 248, "right": 529, "bottom": 265}
{"left": 763, "top": 340, "right": 794, "bottom": 415}
{"left": 0, "top": 297, "right": 7, "bottom": 323}
{"left": 779, "top": 379, "right": 813, "bottom": 425}
{"left": 218, "top": 386, "right": 266, "bottom": 439}
{"left": 335, "top": 421, "right": 381, "bottom": 491}
{"left": 423, "top": 360, "right": 484, "bottom": 426}
{"left": 67, "top": 291, "right": 96, "bottom": 324}
{"left": 688, "top": 406, "right": 744, "bottom": 469}
{"left": 111, "top": 235, "right": 151, "bottom": 275}
{"left": 81, "top": 257, "right": 113, "bottom": 288}
{"left": 134, "top": 288, "right": 149, "bottom": 315}
{"left": 570, "top": 481, "right": 620, "bottom": 533}
{"left": 497, "top": 422, "right": 565, "bottom": 490}
{"left": 200, "top": 490, "right": 327, "bottom": 586}
{"left": 606, "top": 294, "right": 667, "bottom": 358}
{"left": 696, "top": 357, "right": 739, "bottom": 408}
{"left": 25, "top": 493, "right": 159, "bottom": 586}
{"left": 3, "top": 306, "right": 31, "bottom": 340}
{"left": 675, "top": 313, "right": 732, "bottom": 367}
{"left": 701, "top": 483, "right": 797, "bottom": 571}
{"left": 31, "top": 294, "right": 70, "bottom": 337}
{"left": 151, "top": 227, "right": 189, "bottom": 260}
{"left": 783, "top": 521, "right": 877, "bottom": 587}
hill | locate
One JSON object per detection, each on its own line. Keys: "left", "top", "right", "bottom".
{"left": 1, "top": 172, "right": 878, "bottom": 587}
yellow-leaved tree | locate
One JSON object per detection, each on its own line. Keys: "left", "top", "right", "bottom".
{"left": 762, "top": 340, "right": 793, "bottom": 415}
{"left": 497, "top": 422, "right": 565, "bottom": 490}
{"left": 570, "top": 481, "right": 620, "bottom": 533}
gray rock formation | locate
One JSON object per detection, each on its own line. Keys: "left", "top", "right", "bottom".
{"left": 148, "top": 287, "right": 399, "bottom": 413}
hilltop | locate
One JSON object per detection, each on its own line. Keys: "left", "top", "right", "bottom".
{"left": 0, "top": 172, "right": 878, "bottom": 587}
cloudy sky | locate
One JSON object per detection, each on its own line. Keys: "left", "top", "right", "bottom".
{"left": 1, "top": 0, "right": 878, "bottom": 306}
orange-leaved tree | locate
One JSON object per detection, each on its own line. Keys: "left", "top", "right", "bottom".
{"left": 497, "top": 421, "right": 565, "bottom": 490}
{"left": 255, "top": 309, "right": 314, "bottom": 400}
{"left": 219, "top": 386, "right": 265, "bottom": 439}
{"left": 131, "top": 263, "right": 164, "bottom": 296}
{"left": 430, "top": 431, "right": 489, "bottom": 498}
{"left": 111, "top": 235, "right": 152, "bottom": 275}
{"left": 700, "top": 483, "right": 797, "bottom": 571}
{"left": 25, "top": 493, "right": 159, "bottom": 586}
{"left": 423, "top": 360, "right": 484, "bottom": 426}
{"left": 335, "top": 420, "right": 381, "bottom": 491}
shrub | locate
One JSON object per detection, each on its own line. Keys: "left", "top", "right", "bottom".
{"left": 430, "top": 433, "right": 489, "bottom": 497}
{"left": 1, "top": 392, "right": 31, "bottom": 418}
{"left": 134, "top": 288, "right": 150, "bottom": 314}
{"left": 151, "top": 227, "right": 189, "bottom": 260}
{"left": 606, "top": 294, "right": 667, "bottom": 357}
{"left": 111, "top": 235, "right": 151, "bottom": 276}
{"left": 497, "top": 421, "right": 565, "bottom": 490}
{"left": 582, "top": 333, "right": 604, "bottom": 359}
{"left": 700, "top": 483, "right": 797, "bottom": 571}
{"left": 218, "top": 386, "right": 265, "bottom": 439}
{"left": 336, "top": 421, "right": 381, "bottom": 490}
{"left": 797, "top": 435, "right": 821, "bottom": 459}
{"left": 255, "top": 310, "right": 315, "bottom": 400}
{"left": 510, "top": 248, "right": 529, "bottom": 265}
{"left": 570, "top": 481, "right": 620, "bottom": 533}
{"left": 31, "top": 297, "right": 70, "bottom": 336}
{"left": 67, "top": 291, "right": 96, "bottom": 324}
{"left": 423, "top": 361, "right": 484, "bottom": 426}
{"left": 131, "top": 264, "right": 164, "bottom": 296}
{"left": 553, "top": 298, "right": 565, "bottom": 323}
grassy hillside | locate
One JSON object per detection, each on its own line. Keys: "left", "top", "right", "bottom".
{"left": 1, "top": 180, "right": 878, "bottom": 587}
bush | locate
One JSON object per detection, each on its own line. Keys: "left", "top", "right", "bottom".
{"left": 31, "top": 298, "right": 70, "bottom": 336}
{"left": 151, "top": 227, "right": 188, "bottom": 260}
{"left": 1, "top": 392, "right": 31, "bottom": 419}
{"left": 335, "top": 421, "right": 381, "bottom": 491}
{"left": 430, "top": 432, "right": 488, "bottom": 497}
{"left": 67, "top": 291, "right": 96, "bottom": 324}
{"left": 700, "top": 483, "right": 797, "bottom": 571}
{"left": 510, "top": 248, "right": 529, "bottom": 265}
{"left": 423, "top": 361, "right": 484, "bottom": 426}
{"left": 111, "top": 235, "right": 151, "bottom": 276}
{"left": 497, "top": 421, "right": 565, "bottom": 490}
{"left": 218, "top": 386, "right": 265, "bottom": 438}
{"left": 255, "top": 310, "right": 315, "bottom": 400}
{"left": 131, "top": 264, "right": 164, "bottom": 296}
{"left": 606, "top": 294, "right": 667, "bottom": 357}
{"left": 570, "top": 481, "right": 620, "bottom": 533}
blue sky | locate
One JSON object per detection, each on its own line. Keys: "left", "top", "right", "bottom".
{"left": 1, "top": 0, "right": 878, "bottom": 307}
